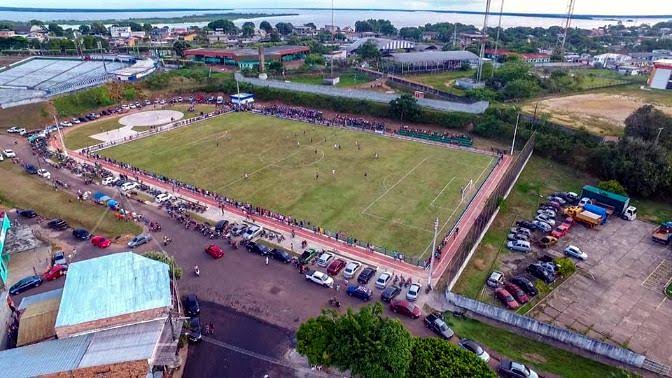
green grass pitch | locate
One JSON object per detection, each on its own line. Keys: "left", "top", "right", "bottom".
{"left": 100, "top": 112, "right": 494, "bottom": 258}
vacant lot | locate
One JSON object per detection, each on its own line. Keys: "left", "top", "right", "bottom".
{"left": 100, "top": 112, "right": 494, "bottom": 256}
{"left": 0, "top": 102, "right": 54, "bottom": 131}
{"left": 525, "top": 88, "right": 672, "bottom": 136}
{"left": 0, "top": 163, "right": 140, "bottom": 237}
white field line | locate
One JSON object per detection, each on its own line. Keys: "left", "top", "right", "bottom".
{"left": 361, "top": 210, "right": 434, "bottom": 234}
{"left": 429, "top": 176, "right": 456, "bottom": 208}
{"left": 361, "top": 157, "right": 429, "bottom": 214}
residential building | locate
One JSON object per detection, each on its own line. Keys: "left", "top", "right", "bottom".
{"left": 649, "top": 59, "right": 672, "bottom": 90}
{"left": 0, "top": 30, "right": 15, "bottom": 38}
{"left": 592, "top": 53, "right": 632, "bottom": 68}
{"left": 323, "top": 49, "right": 347, "bottom": 62}
{"left": 293, "top": 25, "right": 317, "bottom": 36}
{"left": 109, "top": 26, "right": 132, "bottom": 39}
{"left": 184, "top": 45, "right": 310, "bottom": 69}
{"left": 458, "top": 33, "right": 487, "bottom": 48}
{"left": 421, "top": 31, "right": 439, "bottom": 41}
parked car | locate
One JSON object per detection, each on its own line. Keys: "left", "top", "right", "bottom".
{"left": 7, "top": 126, "right": 20, "bottom": 133}
{"left": 424, "top": 313, "right": 454, "bottom": 339}
{"left": 128, "top": 234, "right": 152, "bottom": 248}
{"left": 42, "top": 264, "right": 67, "bottom": 281}
{"left": 2, "top": 149, "right": 16, "bottom": 158}
{"left": 506, "top": 240, "right": 531, "bottom": 253}
{"left": 459, "top": 339, "right": 490, "bottom": 362}
{"left": 242, "top": 225, "right": 263, "bottom": 240}
{"left": 343, "top": 261, "right": 361, "bottom": 279}
{"left": 53, "top": 251, "right": 67, "bottom": 267}
{"left": 230, "top": 223, "right": 247, "bottom": 236}
{"left": 270, "top": 248, "right": 293, "bottom": 263}
{"left": 184, "top": 294, "right": 200, "bottom": 317}
{"left": 510, "top": 276, "right": 538, "bottom": 296}
{"left": 486, "top": 271, "right": 504, "bottom": 288}
{"left": 389, "top": 299, "right": 422, "bottom": 319}
{"left": 346, "top": 284, "right": 372, "bottom": 301}
{"left": 121, "top": 181, "right": 139, "bottom": 191}
{"left": 381, "top": 285, "right": 401, "bottom": 302}
{"left": 406, "top": 283, "right": 421, "bottom": 301}
{"left": 101, "top": 176, "right": 118, "bottom": 185}
{"left": 298, "top": 248, "right": 319, "bottom": 264}
{"left": 91, "top": 235, "right": 111, "bottom": 248}
{"left": 247, "top": 241, "right": 271, "bottom": 256}
{"left": 327, "top": 258, "right": 346, "bottom": 276}
{"left": 504, "top": 283, "right": 529, "bottom": 304}
{"left": 564, "top": 245, "right": 587, "bottom": 260}
{"left": 537, "top": 208, "right": 556, "bottom": 218}
{"left": 37, "top": 169, "right": 51, "bottom": 179}
{"left": 155, "top": 193, "right": 173, "bottom": 203}
{"left": 25, "top": 164, "right": 38, "bottom": 174}
{"left": 187, "top": 317, "right": 202, "bottom": 343}
{"left": 47, "top": 218, "right": 68, "bottom": 230}
{"left": 532, "top": 220, "right": 552, "bottom": 233}
{"left": 9, "top": 275, "right": 42, "bottom": 295}
{"left": 547, "top": 195, "right": 566, "bottom": 205}
{"left": 499, "top": 359, "right": 538, "bottom": 378}
{"left": 507, "top": 233, "right": 529, "bottom": 242}
{"left": 316, "top": 252, "right": 334, "bottom": 267}
{"left": 17, "top": 209, "right": 37, "bottom": 218}
{"left": 510, "top": 227, "right": 532, "bottom": 237}
{"left": 551, "top": 224, "right": 570, "bottom": 238}
{"left": 535, "top": 214, "right": 555, "bottom": 226}
{"left": 72, "top": 228, "right": 91, "bottom": 240}
{"left": 305, "top": 270, "right": 334, "bottom": 288}
{"left": 205, "top": 244, "right": 224, "bottom": 259}
{"left": 538, "top": 235, "right": 558, "bottom": 248}
{"left": 527, "top": 263, "right": 556, "bottom": 283}
{"left": 375, "top": 272, "right": 392, "bottom": 289}
{"left": 357, "top": 267, "right": 377, "bottom": 284}
{"left": 495, "top": 288, "right": 520, "bottom": 310}
{"left": 515, "top": 220, "right": 536, "bottom": 230}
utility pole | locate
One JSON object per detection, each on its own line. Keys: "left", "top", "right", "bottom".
{"left": 511, "top": 113, "right": 520, "bottom": 155}
{"left": 53, "top": 115, "right": 68, "bottom": 157}
{"left": 654, "top": 127, "right": 664, "bottom": 147}
{"left": 476, "top": 0, "right": 492, "bottom": 83}
{"left": 492, "top": 0, "right": 505, "bottom": 78}
{"left": 427, "top": 218, "right": 439, "bottom": 289}
{"left": 452, "top": 23, "right": 458, "bottom": 49}
{"left": 330, "top": 0, "right": 335, "bottom": 79}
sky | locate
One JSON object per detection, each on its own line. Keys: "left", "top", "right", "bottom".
{"left": 2, "top": 0, "right": 672, "bottom": 16}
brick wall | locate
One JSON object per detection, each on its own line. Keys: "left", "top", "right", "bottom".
{"left": 46, "top": 359, "right": 149, "bottom": 378}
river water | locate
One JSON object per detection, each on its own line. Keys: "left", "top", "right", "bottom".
{"left": 0, "top": 8, "right": 669, "bottom": 30}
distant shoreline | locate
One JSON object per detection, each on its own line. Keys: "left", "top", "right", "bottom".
{"left": 0, "top": 13, "right": 298, "bottom": 26}
{"left": 0, "top": 6, "right": 670, "bottom": 20}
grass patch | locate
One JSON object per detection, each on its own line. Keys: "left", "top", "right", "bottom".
{"left": 287, "top": 71, "right": 374, "bottom": 87}
{"left": 403, "top": 70, "right": 475, "bottom": 92}
{"left": 0, "top": 163, "right": 140, "bottom": 237}
{"left": 444, "top": 313, "right": 628, "bottom": 377}
{"left": 64, "top": 118, "right": 124, "bottom": 150}
{"left": 0, "top": 102, "right": 55, "bottom": 130}
{"left": 100, "top": 112, "right": 494, "bottom": 257}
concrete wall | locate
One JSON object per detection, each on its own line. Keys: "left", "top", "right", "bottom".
{"left": 55, "top": 309, "right": 169, "bottom": 338}
{"left": 446, "top": 292, "right": 646, "bottom": 368}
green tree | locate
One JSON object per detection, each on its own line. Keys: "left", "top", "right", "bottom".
{"left": 242, "top": 22, "right": 255, "bottom": 37}
{"left": 502, "top": 79, "right": 540, "bottom": 100}
{"left": 270, "top": 31, "right": 281, "bottom": 43}
{"left": 296, "top": 310, "right": 338, "bottom": 366}
{"left": 389, "top": 94, "right": 421, "bottom": 122}
{"left": 78, "top": 24, "right": 91, "bottom": 34}
{"left": 358, "top": 40, "right": 381, "bottom": 60}
{"left": 143, "top": 251, "right": 183, "bottom": 279}
{"left": 143, "top": 23, "right": 153, "bottom": 33}
{"left": 259, "top": 20, "right": 273, "bottom": 34}
{"left": 48, "top": 23, "right": 64, "bottom": 36}
{"left": 173, "top": 40, "right": 191, "bottom": 57}
{"left": 408, "top": 338, "right": 495, "bottom": 378}
{"left": 624, "top": 105, "right": 672, "bottom": 151}
{"left": 304, "top": 22, "right": 317, "bottom": 30}
{"left": 596, "top": 180, "right": 628, "bottom": 196}
{"left": 275, "top": 22, "right": 294, "bottom": 35}
{"left": 304, "top": 53, "right": 325, "bottom": 66}
{"left": 208, "top": 19, "right": 237, "bottom": 34}
{"left": 268, "top": 61, "right": 284, "bottom": 74}
{"left": 90, "top": 22, "right": 108, "bottom": 35}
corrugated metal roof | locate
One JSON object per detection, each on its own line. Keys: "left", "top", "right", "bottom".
{"left": 18, "top": 288, "right": 63, "bottom": 311}
{"left": 390, "top": 51, "right": 480, "bottom": 64}
{"left": 17, "top": 296, "right": 60, "bottom": 346}
{"left": 0, "top": 333, "right": 91, "bottom": 377}
{"left": 78, "top": 319, "right": 165, "bottom": 368}
{"left": 55, "top": 252, "right": 171, "bottom": 328}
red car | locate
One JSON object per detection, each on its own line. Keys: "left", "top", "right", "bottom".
{"left": 495, "top": 288, "right": 520, "bottom": 310}
{"left": 390, "top": 299, "right": 422, "bottom": 319}
{"left": 503, "top": 283, "right": 529, "bottom": 304}
{"left": 91, "top": 235, "right": 111, "bottom": 248}
{"left": 563, "top": 217, "right": 574, "bottom": 226}
{"left": 327, "top": 258, "right": 346, "bottom": 276}
{"left": 205, "top": 244, "right": 224, "bottom": 259}
{"left": 42, "top": 264, "right": 67, "bottom": 281}
{"left": 551, "top": 224, "right": 570, "bottom": 238}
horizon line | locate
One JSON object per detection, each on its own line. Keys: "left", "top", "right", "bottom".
{"left": 0, "top": 6, "right": 671, "bottom": 19}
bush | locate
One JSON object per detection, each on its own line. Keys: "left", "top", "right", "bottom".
{"left": 555, "top": 257, "right": 576, "bottom": 277}
{"left": 53, "top": 86, "right": 115, "bottom": 117}
{"left": 143, "top": 251, "right": 183, "bottom": 279}
{"left": 596, "top": 180, "right": 628, "bottom": 196}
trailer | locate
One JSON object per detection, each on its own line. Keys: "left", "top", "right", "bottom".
{"left": 580, "top": 185, "right": 637, "bottom": 220}
{"left": 583, "top": 204, "right": 608, "bottom": 225}
{"left": 575, "top": 210, "right": 603, "bottom": 228}
{"left": 652, "top": 222, "right": 672, "bottom": 245}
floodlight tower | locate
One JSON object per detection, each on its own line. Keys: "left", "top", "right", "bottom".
{"left": 476, "top": 0, "right": 493, "bottom": 83}
{"left": 559, "top": 0, "right": 577, "bottom": 56}
{"left": 491, "top": 0, "right": 505, "bottom": 78}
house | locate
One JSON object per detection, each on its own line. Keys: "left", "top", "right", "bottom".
{"left": 617, "top": 65, "right": 641, "bottom": 76}
{"left": 649, "top": 59, "right": 672, "bottom": 90}
{"left": 179, "top": 32, "right": 198, "bottom": 42}
{"left": 293, "top": 25, "right": 317, "bottom": 36}
{"left": 150, "top": 26, "right": 170, "bottom": 41}
{"left": 0, "top": 253, "right": 181, "bottom": 376}
{"left": 207, "top": 29, "right": 238, "bottom": 45}
{"left": 0, "top": 30, "right": 15, "bottom": 38}
{"left": 323, "top": 50, "right": 347, "bottom": 62}
{"left": 592, "top": 53, "right": 632, "bottom": 68}
{"left": 421, "top": 32, "right": 439, "bottom": 41}
{"left": 458, "top": 33, "right": 487, "bottom": 48}
{"left": 109, "top": 26, "right": 132, "bottom": 39}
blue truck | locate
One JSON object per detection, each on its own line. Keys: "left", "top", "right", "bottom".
{"left": 583, "top": 204, "right": 608, "bottom": 225}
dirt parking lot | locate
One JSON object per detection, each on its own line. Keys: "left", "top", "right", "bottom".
{"left": 528, "top": 218, "right": 672, "bottom": 366}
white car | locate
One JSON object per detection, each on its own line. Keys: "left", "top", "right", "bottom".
{"left": 486, "top": 271, "right": 504, "bottom": 287}
{"left": 155, "top": 193, "right": 174, "bottom": 203}
{"left": 305, "top": 270, "right": 334, "bottom": 288}
{"left": 120, "top": 182, "right": 139, "bottom": 191}
{"left": 37, "top": 169, "right": 51, "bottom": 179}
{"left": 343, "top": 261, "right": 361, "bottom": 279}
{"left": 3, "top": 149, "right": 16, "bottom": 158}
{"left": 375, "top": 272, "right": 392, "bottom": 289}
{"left": 59, "top": 121, "right": 72, "bottom": 127}
{"left": 316, "top": 252, "right": 334, "bottom": 267}
{"left": 535, "top": 214, "right": 555, "bottom": 226}
{"left": 564, "top": 245, "right": 587, "bottom": 260}
{"left": 17, "top": 128, "right": 26, "bottom": 135}
{"left": 242, "top": 225, "right": 263, "bottom": 240}
{"left": 536, "top": 209, "right": 556, "bottom": 218}
{"left": 7, "top": 127, "right": 20, "bottom": 133}
{"left": 101, "top": 176, "right": 119, "bottom": 185}
{"left": 406, "top": 283, "right": 421, "bottom": 301}
{"left": 71, "top": 118, "right": 81, "bottom": 124}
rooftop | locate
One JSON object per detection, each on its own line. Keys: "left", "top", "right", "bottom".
{"left": 184, "top": 45, "right": 310, "bottom": 59}
{"left": 389, "top": 50, "right": 480, "bottom": 64}
{"left": 55, "top": 252, "right": 171, "bottom": 329}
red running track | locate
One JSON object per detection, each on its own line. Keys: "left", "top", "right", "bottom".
{"left": 52, "top": 135, "right": 511, "bottom": 281}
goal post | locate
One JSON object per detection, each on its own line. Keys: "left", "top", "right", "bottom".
{"left": 460, "top": 179, "right": 475, "bottom": 203}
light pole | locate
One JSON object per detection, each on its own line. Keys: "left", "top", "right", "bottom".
{"left": 427, "top": 218, "right": 439, "bottom": 289}
{"left": 510, "top": 113, "right": 520, "bottom": 155}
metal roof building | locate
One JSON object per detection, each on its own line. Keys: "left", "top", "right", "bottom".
{"left": 346, "top": 38, "right": 415, "bottom": 53}
{"left": 55, "top": 252, "right": 171, "bottom": 337}
{"left": 382, "top": 51, "right": 480, "bottom": 74}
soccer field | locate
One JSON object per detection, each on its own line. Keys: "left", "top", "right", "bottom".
{"left": 100, "top": 112, "right": 494, "bottom": 258}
